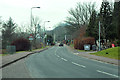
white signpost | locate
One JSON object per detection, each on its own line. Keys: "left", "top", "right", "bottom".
{"left": 29, "top": 34, "right": 33, "bottom": 40}
{"left": 29, "top": 34, "right": 33, "bottom": 51}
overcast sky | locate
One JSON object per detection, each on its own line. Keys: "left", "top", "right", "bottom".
{"left": 0, "top": 0, "right": 103, "bottom": 31}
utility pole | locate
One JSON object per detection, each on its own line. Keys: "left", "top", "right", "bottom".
{"left": 99, "top": 21, "right": 101, "bottom": 51}
{"left": 65, "top": 35, "right": 66, "bottom": 40}
{"left": 31, "top": 7, "right": 40, "bottom": 28}
{"left": 43, "top": 21, "right": 50, "bottom": 46}
{"left": 54, "top": 32, "right": 56, "bottom": 42}
{"left": 30, "top": 7, "right": 40, "bottom": 50}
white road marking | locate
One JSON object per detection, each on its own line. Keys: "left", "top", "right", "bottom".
{"left": 97, "top": 70, "right": 118, "bottom": 78}
{"left": 57, "top": 55, "right": 60, "bottom": 57}
{"left": 74, "top": 53, "right": 79, "bottom": 55}
{"left": 61, "top": 58, "right": 68, "bottom": 61}
{"left": 55, "top": 53, "right": 60, "bottom": 57}
{"left": 72, "top": 62, "right": 86, "bottom": 68}
{"left": 55, "top": 48, "right": 59, "bottom": 53}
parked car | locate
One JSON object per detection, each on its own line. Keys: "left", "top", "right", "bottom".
{"left": 59, "top": 43, "right": 63, "bottom": 46}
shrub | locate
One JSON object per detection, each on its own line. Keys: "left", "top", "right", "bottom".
{"left": 81, "top": 37, "right": 95, "bottom": 50}
{"left": 115, "top": 40, "right": 120, "bottom": 46}
{"left": 74, "top": 37, "right": 95, "bottom": 50}
{"left": 0, "top": 49, "right": 7, "bottom": 54}
{"left": 73, "top": 26, "right": 95, "bottom": 50}
{"left": 11, "top": 38, "right": 31, "bottom": 51}
{"left": 74, "top": 39, "right": 80, "bottom": 49}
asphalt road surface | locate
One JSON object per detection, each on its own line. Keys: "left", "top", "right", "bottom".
{"left": 2, "top": 45, "right": 119, "bottom": 78}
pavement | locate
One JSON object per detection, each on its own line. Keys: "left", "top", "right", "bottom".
{"left": 66, "top": 45, "right": 119, "bottom": 65}
{"left": 1, "top": 47, "right": 49, "bottom": 68}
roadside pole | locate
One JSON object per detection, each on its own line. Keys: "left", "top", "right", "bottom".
{"left": 43, "top": 21, "right": 50, "bottom": 47}
{"left": 29, "top": 34, "right": 33, "bottom": 51}
{"left": 99, "top": 21, "right": 101, "bottom": 51}
{"left": 65, "top": 35, "right": 66, "bottom": 40}
{"left": 54, "top": 33, "right": 56, "bottom": 43}
{"left": 30, "top": 41, "right": 32, "bottom": 51}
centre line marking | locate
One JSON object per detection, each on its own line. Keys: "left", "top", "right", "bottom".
{"left": 72, "top": 62, "right": 86, "bottom": 68}
{"left": 61, "top": 58, "right": 68, "bottom": 61}
{"left": 74, "top": 53, "right": 79, "bottom": 55}
{"left": 97, "top": 70, "right": 118, "bottom": 78}
{"left": 55, "top": 48, "right": 59, "bottom": 53}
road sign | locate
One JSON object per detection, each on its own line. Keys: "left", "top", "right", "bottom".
{"left": 29, "top": 38, "right": 33, "bottom": 40}
{"left": 29, "top": 34, "right": 33, "bottom": 40}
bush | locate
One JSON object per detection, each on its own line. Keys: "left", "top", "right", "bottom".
{"left": 74, "top": 37, "right": 95, "bottom": 50}
{"left": 116, "top": 40, "right": 120, "bottom": 46}
{"left": 11, "top": 38, "right": 31, "bottom": 51}
{"left": 82, "top": 37, "right": 95, "bottom": 50}
{"left": 0, "top": 49, "right": 7, "bottom": 54}
{"left": 74, "top": 39, "right": 80, "bottom": 49}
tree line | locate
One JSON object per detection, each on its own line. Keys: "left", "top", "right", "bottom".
{"left": 65, "top": 0, "right": 120, "bottom": 47}
{"left": 1, "top": 16, "right": 44, "bottom": 49}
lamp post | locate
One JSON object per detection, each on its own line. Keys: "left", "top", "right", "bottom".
{"left": 99, "top": 21, "right": 101, "bottom": 51}
{"left": 30, "top": 7, "right": 40, "bottom": 50}
{"left": 43, "top": 21, "right": 50, "bottom": 46}
{"left": 31, "top": 7, "right": 40, "bottom": 28}
{"left": 44, "top": 21, "right": 50, "bottom": 32}
{"left": 0, "top": 16, "right": 2, "bottom": 30}
{"left": 53, "top": 30, "right": 56, "bottom": 43}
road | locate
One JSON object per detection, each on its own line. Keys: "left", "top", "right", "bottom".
{"left": 2, "top": 45, "right": 119, "bottom": 78}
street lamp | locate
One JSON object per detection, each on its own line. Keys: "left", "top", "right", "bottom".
{"left": 99, "top": 21, "right": 101, "bottom": 51}
{"left": 30, "top": 7, "right": 40, "bottom": 50}
{"left": 31, "top": 7, "right": 40, "bottom": 28}
{"left": 43, "top": 21, "right": 50, "bottom": 46}
{"left": 44, "top": 21, "right": 50, "bottom": 32}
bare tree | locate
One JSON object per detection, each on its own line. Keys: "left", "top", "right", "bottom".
{"left": 15, "top": 24, "right": 29, "bottom": 39}
{"left": 30, "top": 16, "right": 42, "bottom": 49}
{"left": 65, "top": 2, "right": 96, "bottom": 28}
{"left": 28, "top": 16, "right": 41, "bottom": 34}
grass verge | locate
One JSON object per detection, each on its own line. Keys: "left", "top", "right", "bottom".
{"left": 0, "top": 54, "right": 9, "bottom": 56}
{"left": 90, "top": 47, "right": 120, "bottom": 60}
{"left": 70, "top": 44, "right": 74, "bottom": 48}
{"left": 78, "top": 50, "right": 93, "bottom": 52}
{"left": 16, "top": 51, "right": 28, "bottom": 53}
{"left": 32, "top": 46, "right": 48, "bottom": 51}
